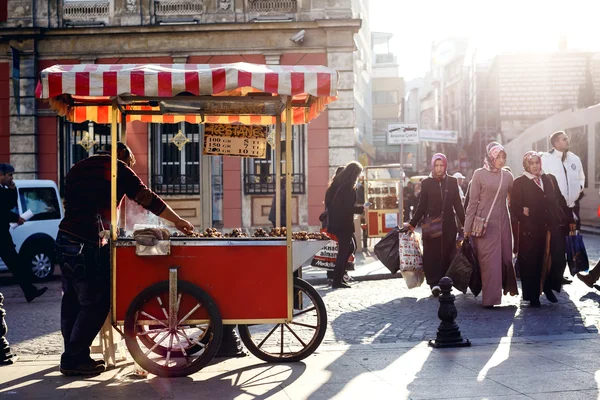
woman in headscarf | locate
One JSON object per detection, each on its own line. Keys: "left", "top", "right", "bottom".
{"left": 325, "top": 161, "right": 367, "bottom": 289}
{"left": 464, "top": 142, "right": 518, "bottom": 307}
{"left": 406, "top": 153, "right": 465, "bottom": 294}
{"left": 511, "top": 151, "right": 572, "bottom": 306}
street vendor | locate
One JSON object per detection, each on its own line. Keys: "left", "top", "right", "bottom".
{"left": 56, "top": 142, "right": 194, "bottom": 376}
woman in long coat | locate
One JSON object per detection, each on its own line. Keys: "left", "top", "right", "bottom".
{"left": 511, "top": 151, "right": 572, "bottom": 306}
{"left": 407, "top": 153, "right": 465, "bottom": 293}
{"left": 464, "top": 142, "right": 518, "bottom": 307}
{"left": 325, "top": 161, "right": 366, "bottom": 289}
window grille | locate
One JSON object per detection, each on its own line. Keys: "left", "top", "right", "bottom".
{"left": 243, "top": 124, "right": 306, "bottom": 195}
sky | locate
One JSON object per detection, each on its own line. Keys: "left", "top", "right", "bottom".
{"left": 370, "top": 0, "right": 600, "bottom": 81}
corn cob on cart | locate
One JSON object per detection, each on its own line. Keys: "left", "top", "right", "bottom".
{"left": 37, "top": 63, "right": 338, "bottom": 377}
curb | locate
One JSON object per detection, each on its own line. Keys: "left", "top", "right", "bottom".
{"left": 304, "top": 271, "right": 403, "bottom": 285}
{"left": 581, "top": 227, "right": 600, "bottom": 236}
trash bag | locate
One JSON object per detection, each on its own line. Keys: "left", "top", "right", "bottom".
{"left": 464, "top": 239, "right": 482, "bottom": 297}
{"left": 374, "top": 226, "right": 401, "bottom": 274}
{"left": 565, "top": 232, "right": 589, "bottom": 276}
{"left": 447, "top": 242, "right": 474, "bottom": 294}
{"left": 399, "top": 231, "right": 424, "bottom": 289}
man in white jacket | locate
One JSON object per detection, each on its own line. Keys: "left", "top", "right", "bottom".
{"left": 541, "top": 130, "right": 584, "bottom": 284}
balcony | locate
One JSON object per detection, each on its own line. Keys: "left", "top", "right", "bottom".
{"left": 248, "top": 0, "right": 297, "bottom": 13}
{"left": 63, "top": 0, "right": 109, "bottom": 26}
{"left": 154, "top": 0, "right": 206, "bottom": 23}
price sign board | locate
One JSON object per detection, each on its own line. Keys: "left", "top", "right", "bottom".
{"left": 203, "top": 124, "right": 268, "bottom": 158}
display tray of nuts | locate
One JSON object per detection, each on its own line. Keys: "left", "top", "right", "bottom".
{"left": 168, "top": 227, "right": 329, "bottom": 240}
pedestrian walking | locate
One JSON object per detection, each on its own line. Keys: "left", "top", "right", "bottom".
{"left": 511, "top": 151, "right": 573, "bottom": 307}
{"left": 324, "top": 161, "right": 367, "bottom": 289}
{"left": 0, "top": 163, "right": 47, "bottom": 303}
{"left": 464, "top": 142, "right": 518, "bottom": 308}
{"left": 56, "top": 143, "right": 194, "bottom": 376}
{"left": 540, "top": 131, "right": 585, "bottom": 285}
{"left": 452, "top": 172, "right": 466, "bottom": 202}
{"left": 405, "top": 153, "right": 465, "bottom": 294}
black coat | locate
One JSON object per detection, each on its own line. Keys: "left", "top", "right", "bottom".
{"left": 0, "top": 185, "right": 19, "bottom": 232}
{"left": 409, "top": 175, "right": 465, "bottom": 288}
{"left": 511, "top": 174, "right": 573, "bottom": 299}
{"left": 409, "top": 175, "right": 465, "bottom": 231}
{"left": 325, "top": 182, "right": 363, "bottom": 235}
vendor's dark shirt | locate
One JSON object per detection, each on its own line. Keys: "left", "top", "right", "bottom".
{"left": 59, "top": 154, "right": 167, "bottom": 243}
{"left": 0, "top": 185, "right": 19, "bottom": 232}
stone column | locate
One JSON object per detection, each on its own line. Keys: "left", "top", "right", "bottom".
{"left": 327, "top": 50, "right": 355, "bottom": 176}
{"left": 10, "top": 40, "right": 38, "bottom": 179}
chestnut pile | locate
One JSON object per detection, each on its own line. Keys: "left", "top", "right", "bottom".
{"left": 223, "top": 228, "right": 248, "bottom": 238}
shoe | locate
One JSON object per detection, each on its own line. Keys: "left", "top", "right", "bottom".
{"left": 577, "top": 273, "right": 597, "bottom": 288}
{"left": 343, "top": 273, "right": 354, "bottom": 282}
{"left": 60, "top": 360, "right": 106, "bottom": 376}
{"left": 529, "top": 299, "right": 541, "bottom": 308}
{"left": 25, "top": 287, "right": 48, "bottom": 303}
{"left": 332, "top": 281, "right": 351, "bottom": 289}
{"left": 544, "top": 289, "right": 558, "bottom": 303}
{"left": 562, "top": 277, "right": 572, "bottom": 285}
{"left": 431, "top": 286, "right": 441, "bottom": 297}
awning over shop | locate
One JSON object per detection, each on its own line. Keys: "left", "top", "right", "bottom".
{"left": 36, "top": 63, "right": 338, "bottom": 125}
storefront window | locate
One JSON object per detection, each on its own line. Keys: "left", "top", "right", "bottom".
{"left": 151, "top": 122, "right": 200, "bottom": 195}
{"left": 595, "top": 122, "right": 600, "bottom": 188}
{"left": 566, "top": 125, "right": 588, "bottom": 188}
{"left": 243, "top": 124, "right": 306, "bottom": 195}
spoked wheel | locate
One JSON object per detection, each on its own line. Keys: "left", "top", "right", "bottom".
{"left": 124, "top": 280, "right": 223, "bottom": 377}
{"left": 238, "top": 277, "right": 327, "bottom": 362}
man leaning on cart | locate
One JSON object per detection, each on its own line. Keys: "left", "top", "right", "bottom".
{"left": 56, "top": 142, "right": 194, "bottom": 376}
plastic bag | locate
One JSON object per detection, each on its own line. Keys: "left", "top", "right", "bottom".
{"left": 447, "top": 241, "right": 475, "bottom": 294}
{"left": 374, "top": 226, "right": 401, "bottom": 274}
{"left": 565, "top": 232, "right": 589, "bottom": 276}
{"left": 310, "top": 240, "right": 355, "bottom": 270}
{"left": 399, "top": 231, "right": 424, "bottom": 289}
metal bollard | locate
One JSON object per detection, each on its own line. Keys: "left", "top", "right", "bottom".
{"left": 0, "top": 293, "right": 18, "bottom": 364}
{"left": 428, "top": 277, "right": 471, "bottom": 348}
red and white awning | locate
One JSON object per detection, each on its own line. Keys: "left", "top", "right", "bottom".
{"left": 36, "top": 63, "right": 338, "bottom": 125}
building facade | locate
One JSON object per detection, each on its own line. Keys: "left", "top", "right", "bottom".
{"left": 370, "top": 31, "right": 403, "bottom": 165}
{"left": 504, "top": 104, "right": 600, "bottom": 226}
{"left": 0, "top": 0, "right": 371, "bottom": 230}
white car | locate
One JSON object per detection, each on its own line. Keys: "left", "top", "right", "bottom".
{"left": 0, "top": 180, "right": 63, "bottom": 281}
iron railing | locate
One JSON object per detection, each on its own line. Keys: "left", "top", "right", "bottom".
{"left": 154, "top": 0, "right": 206, "bottom": 16}
{"left": 243, "top": 173, "right": 305, "bottom": 194}
{"left": 151, "top": 175, "right": 200, "bottom": 195}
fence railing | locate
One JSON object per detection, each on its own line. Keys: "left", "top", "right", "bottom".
{"left": 243, "top": 173, "right": 305, "bottom": 195}
{"left": 63, "top": 0, "right": 109, "bottom": 20}
{"left": 154, "top": 0, "right": 206, "bottom": 16}
{"left": 248, "top": 0, "right": 297, "bottom": 13}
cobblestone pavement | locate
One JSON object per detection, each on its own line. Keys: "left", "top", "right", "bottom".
{"left": 2, "top": 233, "right": 600, "bottom": 355}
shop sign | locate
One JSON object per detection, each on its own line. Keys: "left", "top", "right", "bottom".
{"left": 387, "top": 124, "right": 420, "bottom": 145}
{"left": 203, "top": 124, "right": 267, "bottom": 158}
{"left": 385, "top": 213, "right": 398, "bottom": 228}
{"left": 420, "top": 130, "right": 458, "bottom": 144}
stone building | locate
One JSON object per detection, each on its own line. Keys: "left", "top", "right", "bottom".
{"left": 0, "top": 0, "right": 372, "bottom": 230}
{"left": 370, "top": 31, "right": 403, "bottom": 164}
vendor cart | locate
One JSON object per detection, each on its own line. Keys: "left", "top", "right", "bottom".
{"left": 37, "top": 63, "right": 338, "bottom": 377}
{"left": 364, "top": 164, "right": 402, "bottom": 238}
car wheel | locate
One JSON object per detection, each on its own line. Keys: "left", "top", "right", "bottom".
{"left": 21, "top": 241, "right": 56, "bottom": 282}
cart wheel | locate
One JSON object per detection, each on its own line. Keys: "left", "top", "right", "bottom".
{"left": 124, "top": 280, "right": 223, "bottom": 377}
{"left": 238, "top": 277, "right": 327, "bottom": 362}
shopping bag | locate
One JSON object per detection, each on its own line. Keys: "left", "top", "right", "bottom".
{"left": 399, "top": 231, "right": 424, "bottom": 289}
{"left": 374, "top": 226, "right": 401, "bottom": 274}
{"left": 565, "top": 232, "right": 589, "bottom": 276}
{"left": 310, "top": 239, "right": 355, "bottom": 270}
{"left": 447, "top": 241, "right": 475, "bottom": 294}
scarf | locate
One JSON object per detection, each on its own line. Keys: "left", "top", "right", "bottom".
{"left": 483, "top": 142, "right": 505, "bottom": 172}
{"left": 430, "top": 153, "right": 448, "bottom": 181}
{"left": 522, "top": 150, "right": 543, "bottom": 189}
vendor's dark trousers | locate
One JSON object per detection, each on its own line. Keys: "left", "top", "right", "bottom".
{"left": 332, "top": 232, "right": 355, "bottom": 285}
{"left": 0, "top": 231, "right": 38, "bottom": 298}
{"left": 56, "top": 233, "right": 110, "bottom": 367}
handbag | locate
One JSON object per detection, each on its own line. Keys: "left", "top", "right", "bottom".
{"left": 471, "top": 170, "right": 503, "bottom": 238}
{"left": 421, "top": 183, "right": 447, "bottom": 240}
{"left": 565, "top": 231, "right": 589, "bottom": 276}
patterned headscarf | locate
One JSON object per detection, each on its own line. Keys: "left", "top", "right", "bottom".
{"left": 522, "top": 150, "right": 543, "bottom": 177}
{"left": 430, "top": 153, "right": 448, "bottom": 180}
{"left": 483, "top": 142, "right": 506, "bottom": 172}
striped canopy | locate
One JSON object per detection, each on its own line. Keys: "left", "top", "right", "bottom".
{"left": 36, "top": 63, "right": 338, "bottom": 125}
